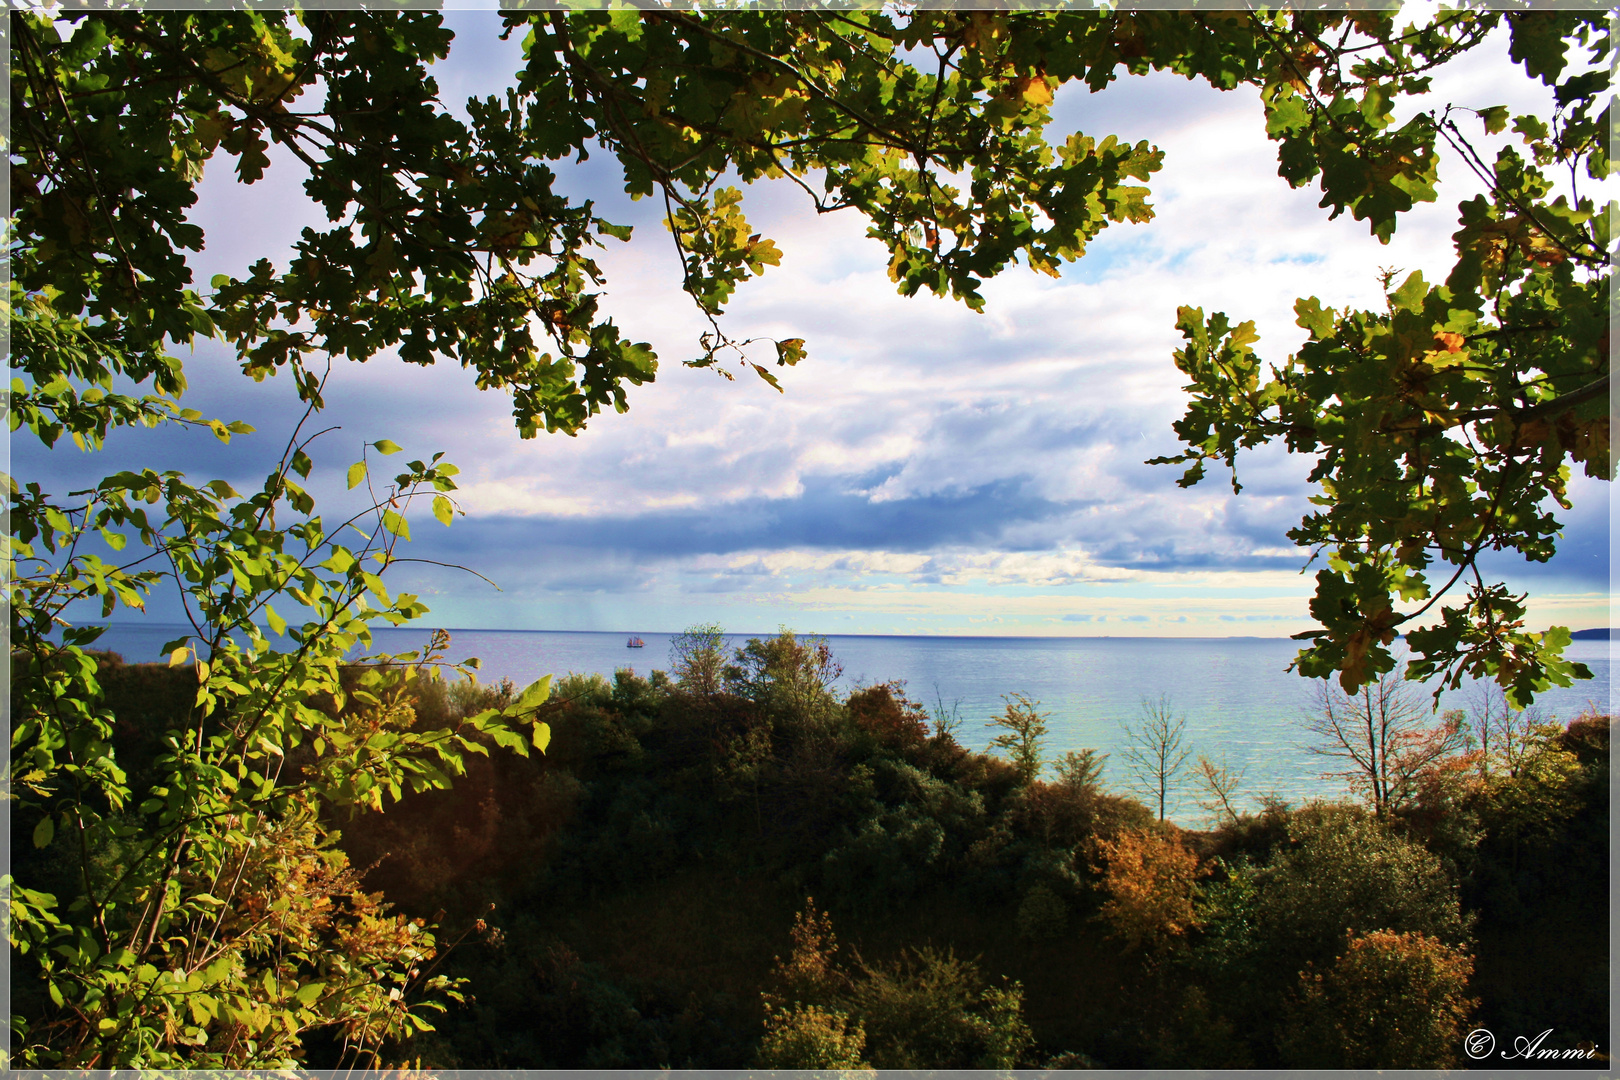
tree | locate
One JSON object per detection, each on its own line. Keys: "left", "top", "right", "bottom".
{"left": 1053, "top": 748, "right": 1107, "bottom": 794}
{"left": 1192, "top": 753, "right": 1248, "bottom": 827}
{"left": 1459, "top": 682, "right": 1555, "bottom": 779}
{"left": 1119, "top": 695, "right": 1193, "bottom": 821}
{"left": 668, "top": 622, "right": 729, "bottom": 697}
{"left": 1149, "top": 11, "right": 1610, "bottom": 707}
{"left": 1301, "top": 667, "right": 1466, "bottom": 816}
{"left": 724, "top": 628, "right": 844, "bottom": 730}
{"left": 985, "top": 693, "right": 1050, "bottom": 785}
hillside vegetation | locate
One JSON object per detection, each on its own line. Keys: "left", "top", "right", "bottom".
{"left": 18, "top": 629, "right": 1608, "bottom": 1069}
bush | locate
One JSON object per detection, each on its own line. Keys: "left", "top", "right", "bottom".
{"left": 850, "top": 947, "right": 1033, "bottom": 1069}
{"left": 757, "top": 1004, "right": 869, "bottom": 1069}
{"left": 762, "top": 902, "right": 1033, "bottom": 1069}
{"left": 1279, "top": 930, "right": 1477, "bottom": 1068}
{"left": 1016, "top": 883, "right": 1069, "bottom": 941}
{"left": 1188, "top": 802, "right": 1470, "bottom": 1065}
{"left": 847, "top": 682, "right": 931, "bottom": 755}
{"left": 1093, "top": 827, "right": 1203, "bottom": 951}
{"left": 821, "top": 806, "right": 947, "bottom": 910}
{"left": 1196, "top": 804, "right": 1467, "bottom": 977}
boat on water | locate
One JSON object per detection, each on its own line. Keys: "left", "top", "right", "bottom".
{"left": 626, "top": 636, "right": 645, "bottom": 648}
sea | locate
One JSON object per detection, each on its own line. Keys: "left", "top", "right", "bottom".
{"left": 79, "top": 623, "right": 1614, "bottom": 824}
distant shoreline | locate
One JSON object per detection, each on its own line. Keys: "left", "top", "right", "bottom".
{"left": 80, "top": 623, "right": 1615, "bottom": 642}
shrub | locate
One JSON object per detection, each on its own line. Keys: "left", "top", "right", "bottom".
{"left": 761, "top": 902, "right": 1033, "bottom": 1069}
{"left": 821, "top": 807, "right": 947, "bottom": 910}
{"left": 1279, "top": 930, "right": 1477, "bottom": 1068}
{"left": 850, "top": 947, "right": 1033, "bottom": 1069}
{"left": 1016, "top": 883, "right": 1069, "bottom": 941}
{"left": 847, "top": 682, "right": 931, "bottom": 754}
{"left": 1188, "top": 803, "right": 1470, "bottom": 1065}
{"left": 756, "top": 1004, "right": 869, "bottom": 1070}
{"left": 1249, "top": 804, "right": 1470, "bottom": 962}
{"left": 1093, "top": 827, "right": 1203, "bottom": 951}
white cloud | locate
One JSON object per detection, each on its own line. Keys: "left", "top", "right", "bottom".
{"left": 59, "top": 14, "right": 1608, "bottom": 637}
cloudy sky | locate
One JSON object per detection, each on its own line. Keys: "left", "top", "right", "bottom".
{"left": 23, "top": 9, "right": 1612, "bottom": 638}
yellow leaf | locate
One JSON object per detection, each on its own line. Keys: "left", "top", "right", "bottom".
{"left": 1019, "top": 76, "right": 1054, "bottom": 108}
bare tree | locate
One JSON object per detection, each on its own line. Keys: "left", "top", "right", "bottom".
{"left": 1461, "top": 682, "right": 1552, "bottom": 779}
{"left": 1192, "top": 753, "right": 1248, "bottom": 827}
{"left": 930, "top": 683, "right": 965, "bottom": 744}
{"left": 1302, "top": 667, "right": 1465, "bottom": 816}
{"left": 1119, "top": 695, "right": 1193, "bottom": 821}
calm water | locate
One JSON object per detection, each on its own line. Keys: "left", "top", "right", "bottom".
{"left": 84, "top": 623, "right": 1614, "bottom": 823}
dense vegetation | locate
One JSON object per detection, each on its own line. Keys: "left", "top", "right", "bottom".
{"left": 19, "top": 629, "right": 1605, "bottom": 1069}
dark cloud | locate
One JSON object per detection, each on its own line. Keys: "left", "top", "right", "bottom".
{"left": 417, "top": 476, "right": 1065, "bottom": 561}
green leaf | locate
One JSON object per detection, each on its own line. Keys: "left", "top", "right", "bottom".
{"left": 33, "top": 816, "right": 54, "bottom": 849}
{"left": 504, "top": 675, "right": 552, "bottom": 717}
{"left": 265, "top": 604, "right": 287, "bottom": 636}
{"left": 532, "top": 721, "right": 551, "bottom": 753}
{"left": 1389, "top": 270, "right": 1427, "bottom": 313}
{"left": 381, "top": 510, "right": 411, "bottom": 540}
{"left": 293, "top": 980, "right": 325, "bottom": 1005}
{"left": 432, "top": 495, "right": 454, "bottom": 526}
{"left": 373, "top": 439, "right": 403, "bottom": 455}
{"left": 347, "top": 461, "right": 368, "bottom": 490}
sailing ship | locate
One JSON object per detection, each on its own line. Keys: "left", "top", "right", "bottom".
{"left": 626, "top": 636, "right": 645, "bottom": 648}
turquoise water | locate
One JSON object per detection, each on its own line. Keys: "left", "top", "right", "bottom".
{"left": 83, "top": 623, "right": 1613, "bottom": 823}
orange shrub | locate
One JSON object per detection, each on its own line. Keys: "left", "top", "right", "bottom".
{"left": 1093, "top": 827, "right": 1203, "bottom": 951}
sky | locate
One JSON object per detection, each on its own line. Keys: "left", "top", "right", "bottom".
{"left": 20, "top": 9, "right": 1614, "bottom": 639}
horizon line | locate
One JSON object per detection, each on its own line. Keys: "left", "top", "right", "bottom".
{"left": 81, "top": 622, "right": 1615, "bottom": 642}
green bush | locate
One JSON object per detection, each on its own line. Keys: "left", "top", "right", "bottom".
{"left": 1278, "top": 929, "right": 1477, "bottom": 1068}
{"left": 1189, "top": 802, "right": 1469, "bottom": 1064}
{"left": 761, "top": 903, "right": 1033, "bottom": 1069}
{"left": 850, "top": 947, "right": 1033, "bottom": 1069}
{"left": 1016, "top": 882, "right": 1069, "bottom": 941}
{"left": 1205, "top": 803, "right": 1469, "bottom": 970}
{"left": 756, "top": 1004, "right": 870, "bottom": 1069}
